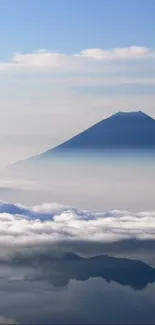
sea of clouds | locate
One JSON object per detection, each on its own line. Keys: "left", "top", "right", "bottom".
{"left": 0, "top": 200, "right": 155, "bottom": 260}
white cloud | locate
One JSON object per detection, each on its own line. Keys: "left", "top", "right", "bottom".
{"left": 0, "top": 46, "right": 154, "bottom": 74}
{"left": 0, "top": 200, "right": 155, "bottom": 260}
{"left": 77, "top": 46, "right": 153, "bottom": 60}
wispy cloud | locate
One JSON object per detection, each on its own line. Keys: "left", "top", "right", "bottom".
{"left": 77, "top": 46, "right": 154, "bottom": 60}
{"left": 0, "top": 316, "right": 18, "bottom": 325}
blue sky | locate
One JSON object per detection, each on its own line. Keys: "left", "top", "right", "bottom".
{"left": 0, "top": 0, "right": 155, "bottom": 57}
{"left": 0, "top": 0, "right": 155, "bottom": 166}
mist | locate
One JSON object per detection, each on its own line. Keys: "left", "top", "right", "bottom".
{"left": 0, "top": 149, "right": 155, "bottom": 211}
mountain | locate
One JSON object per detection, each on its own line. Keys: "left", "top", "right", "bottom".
{"left": 9, "top": 252, "right": 155, "bottom": 290}
{"left": 5, "top": 111, "right": 155, "bottom": 169}
{"left": 37, "top": 111, "right": 155, "bottom": 160}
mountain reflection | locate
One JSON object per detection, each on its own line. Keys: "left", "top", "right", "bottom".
{"left": 11, "top": 253, "right": 155, "bottom": 291}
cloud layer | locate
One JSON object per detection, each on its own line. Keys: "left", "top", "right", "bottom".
{"left": 0, "top": 46, "right": 155, "bottom": 75}
{"left": 0, "top": 200, "right": 155, "bottom": 260}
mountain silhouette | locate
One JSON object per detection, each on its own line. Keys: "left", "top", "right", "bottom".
{"left": 10, "top": 252, "right": 155, "bottom": 291}
{"left": 4, "top": 111, "right": 155, "bottom": 169}
{"left": 35, "top": 111, "right": 155, "bottom": 160}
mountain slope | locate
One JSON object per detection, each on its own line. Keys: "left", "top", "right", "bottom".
{"left": 6, "top": 111, "right": 155, "bottom": 169}
{"left": 39, "top": 111, "right": 155, "bottom": 159}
